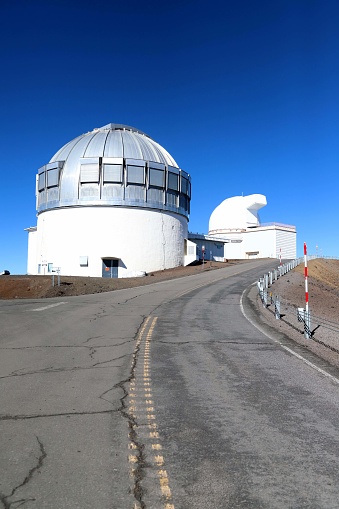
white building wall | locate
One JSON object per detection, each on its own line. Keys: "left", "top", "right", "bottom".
{"left": 218, "top": 227, "right": 296, "bottom": 260}
{"left": 224, "top": 240, "right": 244, "bottom": 259}
{"left": 184, "top": 239, "right": 198, "bottom": 266}
{"left": 243, "top": 229, "right": 276, "bottom": 258}
{"left": 28, "top": 207, "right": 187, "bottom": 277}
{"left": 27, "top": 230, "right": 37, "bottom": 274}
{"left": 275, "top": 229, "right": 297, "bottom": 259}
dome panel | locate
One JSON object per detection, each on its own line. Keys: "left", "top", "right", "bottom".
{"left": 121, "top": 130, "right": 144, "bottom": 160}
{"left": 152, "top": 139, "right": 177, "bottom": 166}
{"left": 84, "top": 131, "right": 109, "bottom": 158}
{"left": 50, "top": 135, "right": 83, "bottom": 162}
{"left": 103, "top": 129, "right": 124, "bottom": 158}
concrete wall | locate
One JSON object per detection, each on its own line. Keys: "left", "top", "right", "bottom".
{"left": 244, "top": 229, "right": 276, "bottom": 258}
{"left": 28, "top": 207, "right": 188, "bottom": 277}
{"left": 275, "top": 228, "right": 297, "bottom": 259}
{"left": 26, "top": 230, "right": 37, "bottom": 275}
{"left": 184, "top": 239, "right": 198, "bottom": 266}
{"left": 223, "top": 240, "right": 244, "bottom": 259}
{"left": 245, "top": 227, "right": 296, "bottom": 259}
{"left": 210, "top": 227, "right": 296, "bottom": 260}
{"left": 192, "top": 238, "right": 225, "bottom": 262}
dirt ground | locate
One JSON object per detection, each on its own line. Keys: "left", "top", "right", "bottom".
{"left": 1, "top": 259, "right": 337, "bottom": 317}
{"left": 267, "top": 258, "right": 339, "bottom": 323}
{"left": 0, "top": 260, "right": 249, "bottom": 299}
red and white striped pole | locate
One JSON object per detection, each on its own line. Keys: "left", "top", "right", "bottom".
{"left": 304, "top": 242, "right": 309, "bottom": 315}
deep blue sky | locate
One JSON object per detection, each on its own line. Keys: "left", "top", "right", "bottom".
{"left": 1, "top": 0, "right": 338, "bottom": 273}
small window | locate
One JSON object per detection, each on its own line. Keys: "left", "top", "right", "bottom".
{"left": 179, "top": 194, "right": 188, "bottom": 210}
{"left": 80, "top": 164, "right": 100, "bottom": 183}
{"left": 149, "top": 168, "right": 164, "bottom": 188}
{"left": 47, "top": 168, "right": 59, "bottom": 188}
{"left": 181, "top": 176, "right": 189, "bottom": 195}
{"left": 127, "top": 165, "right": 144, "bottom": 185}
{"left": 79, "top": 256, "right": 88, "bottom": 267}
{"left": 38, "top": 172, "right": 45, "bottom": 191}
{"left": 166, "top": 189, "right": 178, "bottom": 207}
{"left": 103, "top": 164, "right": 122, "bottom": 183}
{"left": 47, "top": 263, "right": 53, "bottom": 272}
{"left": 168, "top": 172, "right": 178, "bottom": 191}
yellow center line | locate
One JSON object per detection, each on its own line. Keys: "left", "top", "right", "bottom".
{"left": 129, "top": 315, "right": 175, "bottom": 508}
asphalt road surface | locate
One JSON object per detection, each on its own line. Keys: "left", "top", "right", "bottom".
{"left": 1, "top": 260, "right": 339, "bottom": 509}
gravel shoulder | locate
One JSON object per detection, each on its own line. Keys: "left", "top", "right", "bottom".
{"left": 251, "top": 259, "right": 339, "bottom": 369}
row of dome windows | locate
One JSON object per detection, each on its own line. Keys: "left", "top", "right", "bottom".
{"left": 37, "top": 158, "right": 191, "bottom": 197}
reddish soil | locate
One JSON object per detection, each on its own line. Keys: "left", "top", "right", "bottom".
{"left": 0, "top": 260, "right": 248, "bottom": 299}
{"left": 268, "top": 258, "right": 339, "bottom": 323}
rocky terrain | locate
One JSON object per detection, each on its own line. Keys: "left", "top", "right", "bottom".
{"left": 269, "top": 258, "right": 339, "bottom": 322}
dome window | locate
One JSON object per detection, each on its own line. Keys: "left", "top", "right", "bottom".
{"left": 168, "top": 172, "right": 179, "bottom": 191}
{"left": 149, "top": 168, "right": 165, "bottom": 188}
{"left": 180, "top": 176, "right": 189, "bottom": 195}
{"left": 126, "top": 159, "right": 145, "bottom": 185}
{"left": 103, "top": 164, "right": 123, "bottom": 183}
{"left": 46, "top": 168, "right": 59, "bottom": 188}
{"left": 38, "top": 169, "right": 45, "bottom": 191}
{"left": 80, "top": 158, "right": 100, "bottom": 183}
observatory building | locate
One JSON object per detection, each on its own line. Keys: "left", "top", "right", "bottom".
{"left": 26, "top": 124, "right": 192, "bottom": 277}
{"left": 188, "top": 194, "right": 296, "bottom": 261}
{"left": 199, "top": 193, "right": 296, "bottom": 260}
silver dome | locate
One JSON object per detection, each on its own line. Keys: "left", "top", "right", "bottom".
{"left": 36, "top": 124, "right": 191, "bottom": 218}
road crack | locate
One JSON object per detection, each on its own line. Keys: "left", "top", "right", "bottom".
{"left": 0, "top": 340, "right": 135, "bottom": 351}
{"left": 93, "top": 353, "right": 130, "bottom": 367}
{"left": 0, "top": 436, "right": 46, "bottom": 509}
{"left": 115, "top": 316, "right": 151, "bottom": 509}
{"left": 0, "top": 363, "right": 125, "bottom": 380}
{"left": 0, "top": 410, "right": 115, "bottom": 421}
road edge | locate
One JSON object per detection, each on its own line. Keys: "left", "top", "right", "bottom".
{"left": 241, "top": 283, "right": 339, "bottom": 385}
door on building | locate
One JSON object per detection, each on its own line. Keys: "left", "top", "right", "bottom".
{"left": 102, "top": 258, "right": 119, "bottom": 278}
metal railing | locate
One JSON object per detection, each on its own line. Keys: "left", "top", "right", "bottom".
{"left": 257, "top": 257, "right": 339, "bottom": 349}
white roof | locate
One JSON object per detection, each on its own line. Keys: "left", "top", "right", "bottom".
{"left": 209, "top": 194, "right": 267, "bottom": 233}
{"left": 50, "top": 124, "right": 178, "bottom": 167}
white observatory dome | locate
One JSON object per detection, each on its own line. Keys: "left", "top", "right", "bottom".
{"left": 209, "top": 194, "right": 267, "bottom": 234}
{"left": 28, "top": 123, "right": 192, "bottom": 278}
{"left": 37, "top": 123, "right": 190, "bottom": 219}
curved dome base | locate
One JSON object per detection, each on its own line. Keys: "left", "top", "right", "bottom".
{"left": 28, "top": 207, "right": 188, "bottom": 277}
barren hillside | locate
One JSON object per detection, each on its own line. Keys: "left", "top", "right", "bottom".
{"left": 269, "top": 258, "right": 339, "bottom": 323}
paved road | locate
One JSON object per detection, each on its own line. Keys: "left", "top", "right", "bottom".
{"left": 1, "top": 260, "right": 339, "bottom": 508}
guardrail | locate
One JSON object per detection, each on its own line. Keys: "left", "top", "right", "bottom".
{"left": 257, "top": 257, "right": 339, "bottom": 350}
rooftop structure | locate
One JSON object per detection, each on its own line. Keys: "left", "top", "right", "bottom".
{"left": 37, "top": 123, "right": 191, "bottom": 218}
